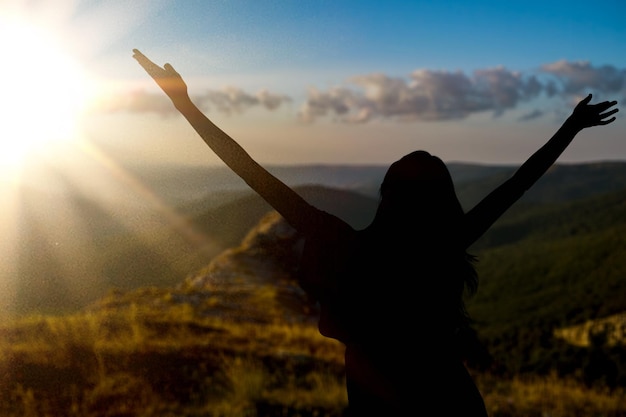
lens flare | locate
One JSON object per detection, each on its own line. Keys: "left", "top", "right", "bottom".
{"left": 0, "top": 16, "right": 98, "bottom": 169}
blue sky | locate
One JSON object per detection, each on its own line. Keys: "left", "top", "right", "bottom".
{"left": 125, "top": 1, "right": 626, "bottom": 78}
{"left": 2, "top": 0, "right": 625, "bottom": 168}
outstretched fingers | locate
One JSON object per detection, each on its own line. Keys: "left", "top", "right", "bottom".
{"left": 595, "top": 100, "right": 618, "bottom": 112}
{"left": 598, "top": 107, "right": 619, "bottom": 125}
{"left": 133, "top": 49, "right": 189, "bottom": 100}
{"left": 132, "top": 49, "right": 162, "bottom": 73}
{"left": 596, "top": 100, "right": 619, "bottom": 125}
{"left": 132, "top": 49, "right": 180, "bottom": 80}
{"left": 573, "top": 96, "right": 619, "bottom": 128}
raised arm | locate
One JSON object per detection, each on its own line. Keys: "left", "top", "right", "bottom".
{"left": 132, "top": 49, "right": 321, "bottom": 234}
{"left": 461, "top": 94, "right": 619, "bottom": 248}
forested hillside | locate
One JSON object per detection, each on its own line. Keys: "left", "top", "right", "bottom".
{"left": 467, "top": 187, "right": 626, "bottom": 384}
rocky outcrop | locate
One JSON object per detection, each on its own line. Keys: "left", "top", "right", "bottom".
{"left": 554, "top": 312, "right": 626, "bottom": 347}
{"left": 181, "top": 210, "right": 318, "bottom": 324}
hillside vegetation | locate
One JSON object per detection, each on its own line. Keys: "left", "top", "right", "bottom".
{"left": 2, "top": 288, "right": 624, "bottom": 417}
{"left": 467, "top": 188, "right": 626, "bottom": 387}
{"left": 2, "top": 162, "right": 626, "bottom": 416}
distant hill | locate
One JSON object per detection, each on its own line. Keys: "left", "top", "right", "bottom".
{"left": 121, "top": 160, "right": 626, "bottom": 208}
{"left": 183, "top": 160, "right": 626, "bottom": 259}
{"left": 121, "top": 162, "right": 515, "bottom": 209}
{"left": 4, "top": 160, "right": 626, "bottom": 317}
{"left": 454, "top": 161, "right": 626, "bottom": 210}
{"left": 189, "top": 184, "right": 379, "bottom": 252}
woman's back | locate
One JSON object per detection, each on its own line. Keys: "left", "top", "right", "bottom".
{"left": 296, "top": 206, "right": 488, "bottom": 415}
{"left": 298, "top": 208, "right": 470, "bottom": 345}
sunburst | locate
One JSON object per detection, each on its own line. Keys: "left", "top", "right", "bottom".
{"left": 0, "top": 12, "right": 98, "bottom": 170}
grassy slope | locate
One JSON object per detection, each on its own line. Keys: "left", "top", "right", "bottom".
{"left": 2, "top": 186, "right": 626, "bottom": 415}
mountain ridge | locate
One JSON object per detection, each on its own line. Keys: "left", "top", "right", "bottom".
{"left": 5, "top": 160, "right": 626, "bottom": 317}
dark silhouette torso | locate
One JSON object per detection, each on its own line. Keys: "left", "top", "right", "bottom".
{"left": 297, "top": 207, "right": 488, "bottom": 415}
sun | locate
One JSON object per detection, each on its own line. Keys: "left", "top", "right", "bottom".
{"left": 0, "top": 15, "right": 98, "bottom": 169}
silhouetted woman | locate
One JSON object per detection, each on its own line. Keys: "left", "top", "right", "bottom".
{"left": 133, "top": 49, "right": 618, "bottom": 416}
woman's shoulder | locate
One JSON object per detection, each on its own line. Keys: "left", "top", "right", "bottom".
{"left": 305, "top": 206, "right": 356, "bottom": 240}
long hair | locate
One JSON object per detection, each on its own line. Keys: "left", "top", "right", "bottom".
{"left": 374, "top": 151, "right": 478, "bottom": 324}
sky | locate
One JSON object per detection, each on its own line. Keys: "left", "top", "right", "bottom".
{"left": 0, "top": 0, "right": 625, "bottom": 316}
{"left": 1, "top": 0, "right": 625, "bottom": 172}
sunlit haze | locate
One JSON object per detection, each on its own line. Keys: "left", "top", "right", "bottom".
{"left": 0, "top": 8, "right": 100, "bottom": 172}
{"left": 0, "top": 0, "right": 625, "bottom": 317}
{"left": 2, "top": 0, "right": 625, "bottom": 170}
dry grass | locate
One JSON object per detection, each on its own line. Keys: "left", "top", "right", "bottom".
{"left": 1, "top": 288, "right": 624, "bottom": 417}
{"left": 479, "top": 372, "right": 625, "bottom": 417}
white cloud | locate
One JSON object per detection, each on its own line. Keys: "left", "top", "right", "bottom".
{"left": 103, "top": 60, "right": 625, "bottom": 124}
{"left": 299, "top": 61, "right": 625, "bottom": 123}
{"left": 541, "top": 60, "right": 626, "bottom": 95}
{"left": 299, "top": 66, "right": 544, "bottom": 122}
{"left": 98, "top": 86, "right": 292, "bottom": 117}
{"left": 196, "top": 87, "right": 292, "bottom": 115}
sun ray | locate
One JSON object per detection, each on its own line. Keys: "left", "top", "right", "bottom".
{"left": 0, "top": 9, "right": 100, "bottom": 174}
{"left": 2, "top": 138, "right": 223, "bottom": 316}
{"left": 0, "top": 1, "right": 206, "bottom": 316}
{"left": 75, "top": 140, "right": 219, "bottom": 253}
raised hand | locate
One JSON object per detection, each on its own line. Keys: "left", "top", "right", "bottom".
{"left": 132, "top": 49, "right": 189, "bottom": 102}
{"left": 569, "top": 94, "right": 619, "bottom": 130}
{"left": 131, "top": 49, "right": 318, "bottom": 234}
